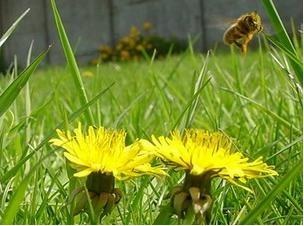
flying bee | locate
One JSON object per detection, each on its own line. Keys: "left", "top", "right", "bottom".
{"left": 223, "top": 11, "right": 263, "bottom": 54}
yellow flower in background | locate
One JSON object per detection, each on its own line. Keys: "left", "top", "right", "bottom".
{"left": 143, "top": 22, "right": 153, "bottom": 32}
{"left": 120, "top": 50, "right": 131, "bottom": 61}
{"left": 129, "top": 26, "right": 140, "bottom": 38}
{"left": 148, "top": 129, "right": 278, "bottom": 191}
{"left": 90, "top": 58, "right": 100, "bottom": 65}
{"left": 99, "top": 45, "right": 112, "bottom": 54}
{"left": 136, "top": 44, "right": 144, "bottom": 51}
{"left": 50, "top": 123, "right": 165, "bottom": 179}
{"left": 82, "top": 70, "right": 94, "bottom": 77}
{"left": 116, "top": 42, "right": 123, "bottom": 51}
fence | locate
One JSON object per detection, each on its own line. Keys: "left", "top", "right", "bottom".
{"left": 0, "top": 0, "right": 302, "bottom": 67}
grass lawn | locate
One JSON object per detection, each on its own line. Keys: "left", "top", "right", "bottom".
{"left": 0, "top": 0, "right": 302, "bottom": 224}
{"left": 0, "top": 48, "right": 302, "bottom": 224}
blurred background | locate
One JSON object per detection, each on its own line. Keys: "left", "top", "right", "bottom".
{"left": 0, "top": 0, "right": 302, "bottom": 67}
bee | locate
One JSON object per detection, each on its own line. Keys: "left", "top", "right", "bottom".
{"left": 223, "top": 11, "right": 263, "bottom": 54}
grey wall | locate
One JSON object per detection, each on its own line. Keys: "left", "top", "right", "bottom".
{"left": 0, "top": 0, "right": 302, "bottom": 67}
{"left": 1, "top": 0, "right": 49, "bottom": 66}
{"left": 46, "top": 0, "right": 112, "bottom": 64}
{"left": 112, "top": 0, "right": 203, "bottom": 45}
{"left": 0, "top": 0, "right": 113, "bottom": 66}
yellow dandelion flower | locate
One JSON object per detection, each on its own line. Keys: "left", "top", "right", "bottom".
{"left": 50, "top": 123, "right": 165, "bottom": 179}
{"left": 149, "top": 129, "right": 278, "bottom": 191}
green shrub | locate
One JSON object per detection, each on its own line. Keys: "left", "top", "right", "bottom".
{"left": 92, "top": 23, "right": 187, "bottom": 64}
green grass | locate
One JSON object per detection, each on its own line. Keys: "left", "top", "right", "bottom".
{"left": 0, "top": 0, "right": 302, "bottom": 224}
{"left": 0, "top": 49, "right": 302, "bottom": 224}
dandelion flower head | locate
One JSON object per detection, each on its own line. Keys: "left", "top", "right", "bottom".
{"left": 50, "top": 123, "right": 165, "bottom": 179}
{"left": 149, "top": 129, "right": 278, "bottom": 191}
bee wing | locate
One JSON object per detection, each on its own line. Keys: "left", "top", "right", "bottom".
{"left": 212, "top": 17, "right": 237, "bottom": 30}
{"left": 224, "top": 18, "right": 238, "bottom": 25}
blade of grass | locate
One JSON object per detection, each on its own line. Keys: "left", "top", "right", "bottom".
{"left": 265, "top": 35, "right": 302, "bottom": 67}
{"left": 264, "top": 177, "right": 303, "bottom": 213}
{"left": 261, "top": 0, "right": 295, "bottom": 52}
{"left": 153, "top": 203, "right": 174, "bottom": 225}
{"left": 266, "top": 136, "right": 302, "bottom": 160}
{"left": 0, "top": 9, "right": 30, "bottom": 47}
{"left": 184, "top": 52, "right": 210, "bottom": 129}
{"left": 268, "top": 47, "right": 303, "bottom": 106}
{"left": 0, "top": 83, "right": 114, "bottom": 184}
{"left": 262, "top": 0, "right": 302, "bottom": 84}
{"left": 172, "top": 76, "right": 211, "bottom": 130}
{"left": 25, "top": 40, "right": 34, "bottom": 142}
{"left": 125, "top": 177, "right": 151, "bottom": 224}
{"left": 240, "top": 161, "right": 302, "bottom": 224}
{"left": 113, "top": 92, "right": 145, "bottom": 128}
{"left": 29, "top": 171, "right": 38, "bottom": 224}
{"left": 35, "top": 171, "right": 61, "bottom": 223}
{"left": 0, "top": 148, "right": 57, "bottom": 224}
{"left": 50, "top": 0, "right": 94, "bottom": 124}
{"left": 161, "top": 47, "right": 191, "bottom": 90}
{"left": 0, "top": 48, "right": 49, "bottom": 118}
{"left": 222, "top": 88, "right": 301, "bottom": 134}
{"left": 151, "top": 73, "right": 171, "bottom": 124}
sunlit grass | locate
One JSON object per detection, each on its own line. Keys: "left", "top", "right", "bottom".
{"left": 0, "top": 48, "right": 302, "bottom": 224}
{"left": 0, "top": 0, "right": 302, "bottom": 224}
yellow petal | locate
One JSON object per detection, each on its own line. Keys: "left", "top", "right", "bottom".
{"left": 50, "top": 124, "right": 164, "bottom": 179}
{"left": 149, "top": 129, "right": 278, "bottom": 192}
{"left": 74, "top": 168, "right": 94, "bottom": 177}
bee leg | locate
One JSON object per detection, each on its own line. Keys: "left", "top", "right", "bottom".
{"left": 241, "top": 44, "right": 248, "bottom": 54}
{"left": 241, "top": 34, "right": 254, "bottom": 54}
{"left": 233, "top": 41, "right": 242, "bottom": 49}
